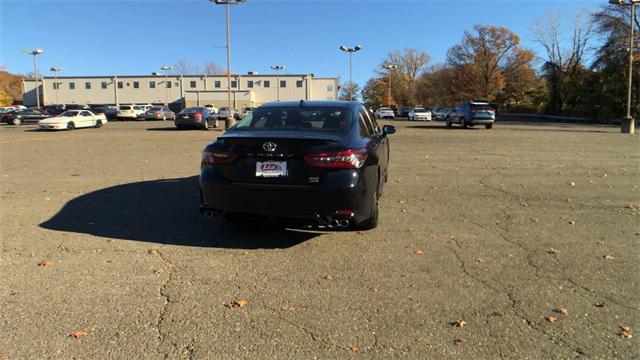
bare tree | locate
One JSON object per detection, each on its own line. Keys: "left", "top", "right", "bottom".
{"left": 203, "top": 61, "right": 224, "bottom": 75}
{"left": 377, "top": 48, "right": 431, "bottom": 106}
{"left": 173, "top": 58, "right": 194, "bottom": 75}
{"left": 533, "top": 9, "right": 593, "bottom": 113}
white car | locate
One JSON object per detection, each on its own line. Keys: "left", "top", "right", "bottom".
{"left": 117, "top": 104, "right": 145, "bottom": 120}
{"left": 408, "top": 108, "right": 432, "bottom": 121}
{"left": 38, "top": 110, "right": 107, "bottom": 130}
{"left": 375, "top": 107, "right": 395, "bottom": 119}
{"left": 204, "top": 104, "right": 218, "bottom": 114}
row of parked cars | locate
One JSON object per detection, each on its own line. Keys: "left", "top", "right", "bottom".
{"left": 373, "top": 102, "right": 496, "bottom": 129}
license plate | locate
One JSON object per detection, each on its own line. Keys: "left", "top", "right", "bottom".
{"left": 256, "top": 161, "right": 287, "bottom": 177}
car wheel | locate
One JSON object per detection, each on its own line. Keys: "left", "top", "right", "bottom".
{"left": 12, "top": 118, "right": 21, "bottom": 126}
{"left": 202, "top": 121, "right": 209, "bottom": 131}
{"left": 460, "top": 118, "right": 467, "bottom": 128}
{"left": 485, "top": 123, "right": 493, "bottom": 129}
{"left": 354, "top": 182, "right": 379, "bottom": 231}
{"left": 446, "top": 119, "right": 452, "bottom": 128}
{"left": 95, "top": 120, "right": 103, "bottom": 128}
{"left": 67, "top": 122, "right": 75, "bottom": 130}
{"left": 176, "top": 126, "right": 183, "bottom": 130}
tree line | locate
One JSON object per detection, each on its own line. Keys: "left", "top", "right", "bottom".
{"left": 358, "top": 4, "right": 639, "bottom": 120}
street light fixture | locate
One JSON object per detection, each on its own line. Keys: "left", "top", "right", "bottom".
{"left": 382, "top": 64, "right": 398, "bottom": 108}
{"left": 270, "top": 65, "right": 285, "bottom": 101}
{"left": 23, "top": 48, "right": 44, "bottom": 108}
{"left": 609, "top": 0, "right": 639, "bottom": 134}
{"left": 50, "top": 66, "right": 63, "bottom": 105}
{"left": 210, "top": 0, "right": 247, "bottom": 129}
{"left": 161, "top": 65, "right": 173, "bottom": 107}
{"left": 339, "top": 44, "right": 363, "bottom": 101}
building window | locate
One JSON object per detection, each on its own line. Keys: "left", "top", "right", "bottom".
{"left": 264, "top": 80, "right": 270, "bottom": 88}
{"left": 231, "top": 80, "right": 237, "bottom": 88}
{"left": 85, "top": 82, "right": 91, "bottom": 89}
{"left": 327, "top": 85, "right": 333, "bottom": 92}
{"left": 214, "top": 81, "right": 221, "bottom": 88}
{"left": 280, "top": 80, "right": 286, "bottom": 88}
{"left": 149, "top": 81, "right": 156, "bottom": 88}
{"left": 296, "top": 80, "right": 303, "bottom": 88}
{"left": 53, "top": 83, "right": 59, "bottom": 90}
{"left": 133, "top": 81, "right": 139, "bottom": 89}
{"left": 190, "top": 80, "right": 196, "bottom": 88}
{"left": 69, "top": 82, "right": 75, "bottom": 90}
{"left": 101, "top": 82, "right": 108, "bottom": 89}
{"left": 166, "top": 81, "right": 172, "bottom": 88}
{"left": 117, "top": 82, "right": 123, "bottom": 89}
{"left": 247, "top": 80, "right": 254, "bottom": 88}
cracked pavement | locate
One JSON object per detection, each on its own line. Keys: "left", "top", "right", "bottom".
{"left": 1, "top": 120, "right": 638, "bottom": 359}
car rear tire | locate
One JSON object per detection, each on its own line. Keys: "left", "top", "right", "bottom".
{"left": 12, "top": 118, "right": 21, "bottom": 126}
{"left": 67, "top": 122, "right": 75, "bottom": 130}
{"left": 446, "top": 119, "right": 452, "bottom": 128}
{"left": 202, "top": 121, "right": 209, "bottom": 131}
{"left": 460, "top": 118, "right": 468, "bottom": 128}
{"left": 95, "top": 120, "right": 103, "bottom": 128}
{"left": 485, "top": 123, "right": 493, "bottom": 129}
{"left": 354, "top": 184, "right": 379, "bottom": 231}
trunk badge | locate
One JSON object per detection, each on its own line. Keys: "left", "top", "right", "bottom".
{"left": 262, "top": 142, "right": 277, "bottom": 152}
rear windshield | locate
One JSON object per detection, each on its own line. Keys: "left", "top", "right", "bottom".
{"left": 180, "top": 107, "right": 206, "bottom": 114}
{"left": 414, "top": 108, "right": 426, "bottom": 112}
{"left": 232, "top": 107, "right": 353, "bottom": 132}
{"left": 470, "top": 104, "right": 492, "bottom": 111}
{"left": 120, "top": 106, "right": 132, "bottom": 110}
{"left": 149, "top": 107, "right": 163, "bottom": 111}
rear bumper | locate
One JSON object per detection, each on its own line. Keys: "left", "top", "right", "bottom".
{"left": 175, "top": 118, "right": 202, "bottom": 127}
{"left": 199, "top": 166, "right": 375, "bottom": 225}
{"left": 469, "top": 118, "right": 494, "bottom": 125}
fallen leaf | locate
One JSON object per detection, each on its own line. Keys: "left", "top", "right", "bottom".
{"left": 37, "top": 260, "right": 53, "bottom": 268}
{"left": 427, "top": 233, "right": 437, "bottom": 239}
{"left": 569, "top": 182, "right": 576, "bottom": 186}
{"left": 545, "top": 316, "right": 558, "bottom": 324}
{"left": 351, "top": 346, "right": 359, "bottom": 353}
{"left": 453, "top": 338, "right": 465, "bottom": 346}
{"left": 547, "top": 248, "right": 560, "bottom": 255}
{"left": 603, "top": 255, "right": 616, "bottom": 260}
{"left": 618, "top": 326, "right": 632, "bottom": 339}
{"left": 70, "top": 330, "right": 87, "bottom": 338}
{"left": 357, "top": 231, "right": 365, "bottom": 235}
{"left": 2, "top": 245, "right": 11, "bottom": 252}
{"left": 153, "top": 267, "right": 164, "bottom": 275}
{"left": 30, "top": 252, "right": 37, "bottom": 257}
{"left": 281, "top": 306, "right": 295, "bottom": 312}
{"left": 369, "top": 287, "right": 379, "bottom": 293}
{"left": 553, "top": 307, "right": 568, "bottom": 315}
{"left": 531, "top": 217, "right": 540, "bottom": 224}
{"left": 415, "top": 250, "right": 424, "bottom": 256}
{"left": 475, "top": 257, "right": 486, "bottom": 264}
{"left": 492, "top": 311, "right": 504, "bottom": 317}
{"left": 323, "top": 275, "right": 333, "bottom": 280}
{"left": 594, "top": 301, "right": 606, "bottom": 308}
{"left": 225, "top": 299, "right": 249, "bottom": 308}
{"left": 568, "top": 220, "right": 576, "bottom": 225}
{"left": 455, "top": 320, "right": 467, "bottom": 328}
{"left": 521, "top": 202, "right": 528, "bottom": 207}
{"left": 147, "top": 249, "right": 158, "bottom": 255}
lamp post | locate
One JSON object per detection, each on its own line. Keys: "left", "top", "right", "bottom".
{"left": 339, "top": 44, "right": 363, "bottom": 101}
{"left": 211, "top": 0, "right": 246, "bottom": 129}
{"left": 23, "top": 48, "right": 44, "bottom": 108}
{"left": 270, "top": 65, "right": 285, "bottom": 101}
{"left": 50, "top": 67, "right": 62, "bottom": 105}
{"left": 382, "top": 64, "right": 398, "bottom": 108}
{"left": 160, "top": 65, "right": 172, "bottom": 107}
{"left": 609, "top": 0, "right": 638, "bottom": 134}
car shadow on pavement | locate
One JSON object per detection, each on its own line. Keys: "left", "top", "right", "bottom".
{"left": 40, "top": 176, "right": 320, "bottom": 249}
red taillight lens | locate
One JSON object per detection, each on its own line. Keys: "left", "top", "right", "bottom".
{"left": 202, "top": 147, "right": 238, "bottom": 166}
{"left": 304, "top": 148, "right": 368, "bottom": 169}
{"left": 194, "top": 112, "right": 202, "bottom": 120}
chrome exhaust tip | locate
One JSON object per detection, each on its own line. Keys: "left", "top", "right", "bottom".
{"left": 331, "top": 219, "right": 340, "bottom": 227}
{"left": 339, "top": 220, "right": 350, "bottom": 228}
{"left": 204, "top": 210, "right": 219, "bottom": 219}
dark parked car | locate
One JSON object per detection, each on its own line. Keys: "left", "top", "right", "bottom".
{"left": 1, "top": 108, "right": 50, "bottom": 125}
{"left": 175, "top": 107, "right": 216, "bottom": 130}
{"left": 398, "top": 106, "right": 413, "bottom": 118}
{"left": 43, "top": 105, "right": 66, "bottom": 116}
{"left": 446, "top": 102, "right": 495, "bottom": 129}
{"left": 90, "top": 105, "right": 119, "bottom": 120}
{"left": 199, "top": 101, "right": 395, "bottom": 230}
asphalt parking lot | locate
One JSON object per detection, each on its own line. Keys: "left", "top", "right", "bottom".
{"left": 1, "top": 120, "right": 638, "bottom": 359}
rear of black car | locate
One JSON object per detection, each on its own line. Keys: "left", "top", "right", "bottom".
{"left": 199, "top": 102, "right": 391, "bottom": 229}
{"left": 175, "top": 107, "right": 214, "bottom": 130}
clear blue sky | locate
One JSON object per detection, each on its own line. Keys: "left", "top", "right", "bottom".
{"left": 1, "top": 0, "right": 600, "bottom": 87}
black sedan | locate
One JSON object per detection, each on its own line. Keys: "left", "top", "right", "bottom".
{"left": 1, "top": 108, "right": 50, "bottom": 125}
{"left": 175, "top": 107, "right": 217, "bottom": 130}
{"left": 199, "top": 101, "right": 395, "bottom": 230}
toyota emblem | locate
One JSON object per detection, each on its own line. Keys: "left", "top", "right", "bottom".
{"left": 262, "top": 142, "right": 277, "bottom": 152}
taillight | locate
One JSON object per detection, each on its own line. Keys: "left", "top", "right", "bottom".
{"left": 304, "top": 148, "right": 367, "bottom": 169}
{"left": 155, "top": 112, "right": 161, "bottom": 116}
{"left": 194, "top": 112, "right": 202, "bottom": 120}
{"left": 202, "top": 147, "right": 238, "bottom": 166}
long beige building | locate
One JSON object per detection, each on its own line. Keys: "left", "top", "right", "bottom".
{"left": 22, "top": 73, "right": 339, "bottom": 109}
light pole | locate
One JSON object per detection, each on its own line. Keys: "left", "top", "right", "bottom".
{"left": 270, "top": 65, "right": 285, "bottom": 101}
{"left": 339, "top": 44, "right": 363, "bottom": 101}
{"left": 211, "top": 0, "right": 246, "bottom": 129}
{"left": 23, "top": 48, "right": 44, "bottom": 108}
{"left": 610, "top": 0, "right": 638, "bottom": 134}
{"left": 160, "top": 65, "right": 172, "bottom": 107}
{"left": 50, "top": 67, "right": 62, "bottom": 105}
{"left": 382, "top": 64, "right": 398, "bottom": 108}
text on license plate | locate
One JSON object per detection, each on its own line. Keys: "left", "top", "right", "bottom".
{"left": 256, "top": 161, "right": 287, "bottom": 177}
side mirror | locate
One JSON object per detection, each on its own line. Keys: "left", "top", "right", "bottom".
{"left": 382, "top": 125, "right": 396, "bottom": 135}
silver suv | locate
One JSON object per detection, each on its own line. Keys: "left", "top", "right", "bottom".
{"left": 446, "top": 102, "right": 495, "bottom": 129}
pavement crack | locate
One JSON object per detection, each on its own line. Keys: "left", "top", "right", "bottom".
{"left": 154, "top": 250, "right": 177, "bottom": 359}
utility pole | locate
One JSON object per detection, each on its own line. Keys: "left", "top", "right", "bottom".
{"left": 610, "top": 0, "right": 638, "bottom": 134}
{"left": 23, "top": 48, "right": 44, "bottom": 107}
{"left": 161, "top": 65, "right": 172, "bottom": 107}
{"left": 50, "top": 67, "right": 63, "bottom": 105}
{"left": 382, "top": 64, "right": 398, "bottom": 107}
{"left": 339, "top": 45, "right": 363, "bottom": 101}
{"left": 270, "top": 65, "right": 285, "bottom": 101}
